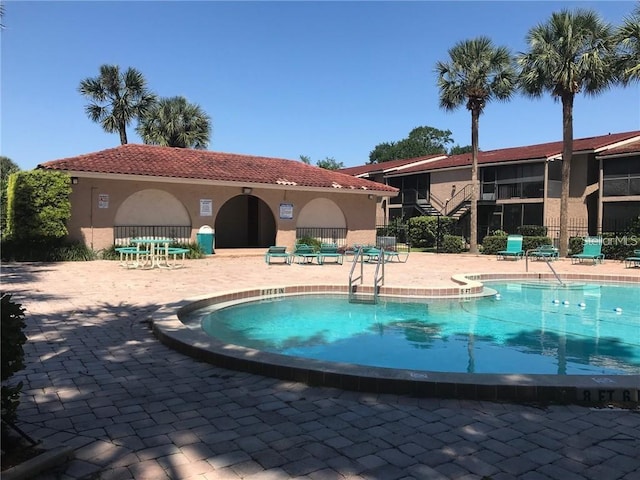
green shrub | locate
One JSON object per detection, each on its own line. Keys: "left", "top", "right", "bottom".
{"left": 482, "top": 235, "right": 552, "bottom": 255}
{"left": 523, "top": 236, "right": 553, "bottom": 252}
{"left": 517, "top": 225, "right": 547, "bottom": 236}
{"left": 1, "top": 294, "right": 27, "bottom": 435}
{"left": 407, "top": 216, "right": 454, "bottom": 248}
{"left": 5, "top": 170, "right": 71, "bottom": 241}
{"left": 481, "top": 235, "right": 507, "bottom": 255}
{"left": 0, "top": 238, "right": 95, "bottom": 262}
{"left": 296, "top": 236, "right": 322, "bottom": 251}
{"left": 442, "top": 235, "right": 465, "bottom": 253}
{"left": 569, "top": 236, "right": 584, "bottom": 256}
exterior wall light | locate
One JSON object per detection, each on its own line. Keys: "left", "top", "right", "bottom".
{"left": 242, "top": 187, "right": 252, "bottom": 195}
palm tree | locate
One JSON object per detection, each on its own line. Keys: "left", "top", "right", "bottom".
{"left": 518, "top": 9, "right": 616, "bottom": 257}
{"left": 79, "top": 65, "right": 156, "bottom": 145}
{"left": 136, "top": 96, "right": 211, "bottom": 149}
{"left": 436, "top": 37, "right": 517, "bottom": 254}
{"left": 615, "top": 4, "right": 640, "bottom": 85}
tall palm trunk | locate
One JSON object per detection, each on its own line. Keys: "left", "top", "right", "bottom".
{"left": 118, "top": 122, "right": 128, "bottom": 145}
{"left": 469, "top": 108, "right": 480, "bottom": 254}
{"left": 559, "top": 93, "right": 574, "bottom": 257}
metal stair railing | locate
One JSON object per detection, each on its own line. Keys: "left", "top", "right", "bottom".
{"left": 445, "top": 183, "right": 473, "bottom": 216}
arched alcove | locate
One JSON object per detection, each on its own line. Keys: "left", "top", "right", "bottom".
{"left": 215, "top": 195, "right": 276, "bottom": 248}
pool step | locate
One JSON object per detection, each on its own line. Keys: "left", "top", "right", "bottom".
{"left": 349, "top": 293, "right": 377, "bottom": 304}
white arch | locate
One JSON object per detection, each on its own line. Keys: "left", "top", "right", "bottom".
{"left": 115, "top": 189, "right": 190, "bottom": 225}
{"left": 297, "top": 198, "right": 346, "bottom": 228}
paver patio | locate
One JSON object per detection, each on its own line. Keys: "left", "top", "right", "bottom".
{"left": 2, "top": 251, "right": 639, "bottom": 479}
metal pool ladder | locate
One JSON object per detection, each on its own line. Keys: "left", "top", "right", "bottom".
{"left": 348, "top": 247, "right": 385, "bottom": 304}
{"left": 526, "top": 249, "right": 564, "bottom": 286}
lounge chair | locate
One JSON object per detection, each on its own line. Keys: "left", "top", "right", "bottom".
{"left": 624, "top": 249, "right": 640, "bottom": 268}
{"left": 292, "top": 244, "right": 320, "bottom": 264}
{"left": 265, "top": 246, "right": 291, "bottom": 265}
{"left": 497, "top": 235, "right": 524, "bottom": 260}
{"left": 527, "top": 244, "right": 559, "bottom": 261}
{"left": 571, "top": 237, "right": 605, "bottom": 265}
{"left": 318, "top": 243, "right": 343, "bottom": 265}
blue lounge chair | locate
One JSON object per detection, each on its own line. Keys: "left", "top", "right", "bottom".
{"left": 292, "top": 244, "right": 320, "bottom": 264}
{"left": 624, "top": 249, "right": 640, "bottom": 268}
{"left": 497, "top": 235, "right": 524, "bottom": 260}
{"left": 527, "top": 244, "right": 559, "bottom": 261}
{"left": 571, "top": 237, "right": 605, "bottom": 264}
{"left": 318, "top": 243, "right": 343, "bottom": 265}
{"left": 265, "top": 246, "right": 291, "bottom": 265}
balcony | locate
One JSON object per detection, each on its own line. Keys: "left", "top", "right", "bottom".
{"left": 603, "top": 175, "right": 640, "bottom": 197}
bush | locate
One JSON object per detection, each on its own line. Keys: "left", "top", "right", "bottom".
{"left": 296, "top": 236, "right": 321, "bottom": 252}
{"left": 482, "top": 235, "right": 552, "bottom": 255}
{"left": 0, "top": 238, "right": 95, "bottom": 262}
{"left": 517, "top": 225, "right": 547, "bottom": 236}
{"left": 481, "top": 235, "right": 507, "bottom": 255}
{"left": 5, "top": 170, "right": 71, "bottom": 241}
{"left": 523, "top": 236, "right": 553, "bottom": 252}
{"left": 407, "top": 216, "right": 455, "bottom": 248}
{"left": 1, "top": 294, "right": 27, "bottom": 436}
{"left": 442, "top": 235, "right": 465, "bottom": 253}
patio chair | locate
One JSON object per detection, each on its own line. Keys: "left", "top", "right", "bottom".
{"left": 292, "top": 244, "right": 320, "bottom": 264}
{"left": 624, "top": 249, "right": 640, "bottom": 268}
{"left": 497, "top": 235, "right": 524, "bottom": 260}
{"left": 318, "top": 243, "right": 343, "bottom": 265}
{"left": 265, "top": 246, "right": 291, "bottom": 265}
{"left": 571, "top": 237, "right": 605, "bottom": 265}
{"left": 527, "top": 244, "right": 559, "bottom": 261}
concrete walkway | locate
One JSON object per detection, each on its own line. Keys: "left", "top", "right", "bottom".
{"left": 2, "top": 251, "right": 639, "bottom": 479}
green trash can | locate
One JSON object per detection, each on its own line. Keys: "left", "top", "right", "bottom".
{"left": 197, "top": 226, "right": 215, "bottom": 254}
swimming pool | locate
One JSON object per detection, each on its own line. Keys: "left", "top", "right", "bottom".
{"left": 195, "top": 282, "right": 640, "bottom": 376}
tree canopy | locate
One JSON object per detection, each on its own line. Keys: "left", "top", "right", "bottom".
{"left": 299, "top": 155, "right": 344, "bottom": 170}
{"left": 614, "top": 4, "right": 640, "bottom": 85}
{"left": 368, "top": 126, "right": 455, "bottom": 164}
{"left": 518, "top": 9, "right": 615, "bottom": 256}
{"left": 136, "top": 96, "right": 212, "bottom": 149}
{"left": 78, "top": 65, "right": 157, "bottom": 145}
{"left": 436, "top": 36, "right": 517, "bottom": 254}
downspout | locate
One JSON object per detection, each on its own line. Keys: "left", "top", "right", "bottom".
{"left": 90, "top": 186, "right": 97, "bottom": 250}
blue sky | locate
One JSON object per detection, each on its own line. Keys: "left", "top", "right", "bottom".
{"left": 2, "top": 1, "right": 639, "bottom": 171}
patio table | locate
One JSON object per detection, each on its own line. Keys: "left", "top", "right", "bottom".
{"left": 131, "top": 238, "right": 174, "bottom": 269}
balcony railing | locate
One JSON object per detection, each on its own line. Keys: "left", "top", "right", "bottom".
{"left": 483, "top": 181, "right": 544, "bottom": 200}
{"left": 114, "top": 225, "right": 192, "bottom": 246}
{"left": 296, "top": 227, "right": 348, "bottom": 247}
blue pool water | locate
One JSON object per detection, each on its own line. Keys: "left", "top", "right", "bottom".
{"left": 197, "top": 282, "right": 640, "bottom": 375}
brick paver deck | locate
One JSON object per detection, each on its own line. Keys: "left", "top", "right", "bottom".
{"left": 2, "top": 251, "right": 639, "bottom": 479}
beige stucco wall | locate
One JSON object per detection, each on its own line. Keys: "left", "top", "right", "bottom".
{"left": 67, "top": 177, "right": 382, "bottom": 251}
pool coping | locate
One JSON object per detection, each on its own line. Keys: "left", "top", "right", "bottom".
{"left": 151, "top": 272, "right": 640, "bottom": 405}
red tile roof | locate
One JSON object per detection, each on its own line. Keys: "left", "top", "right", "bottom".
{"left": 38, "top": 144, "right": 398, "bottom": 194}
{"left": 379, "top": 131, "right": 640, "bottom": 176}
{"left": 596, "top": 139, "right": 640, "bottom": 157}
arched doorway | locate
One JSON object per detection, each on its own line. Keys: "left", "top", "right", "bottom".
{"left": 215, "top": 195, "right": 276, "bottom": 248}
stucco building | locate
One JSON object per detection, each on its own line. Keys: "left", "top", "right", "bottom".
{"left": 38, "top": 144, "right": 398, "bottom": 251}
